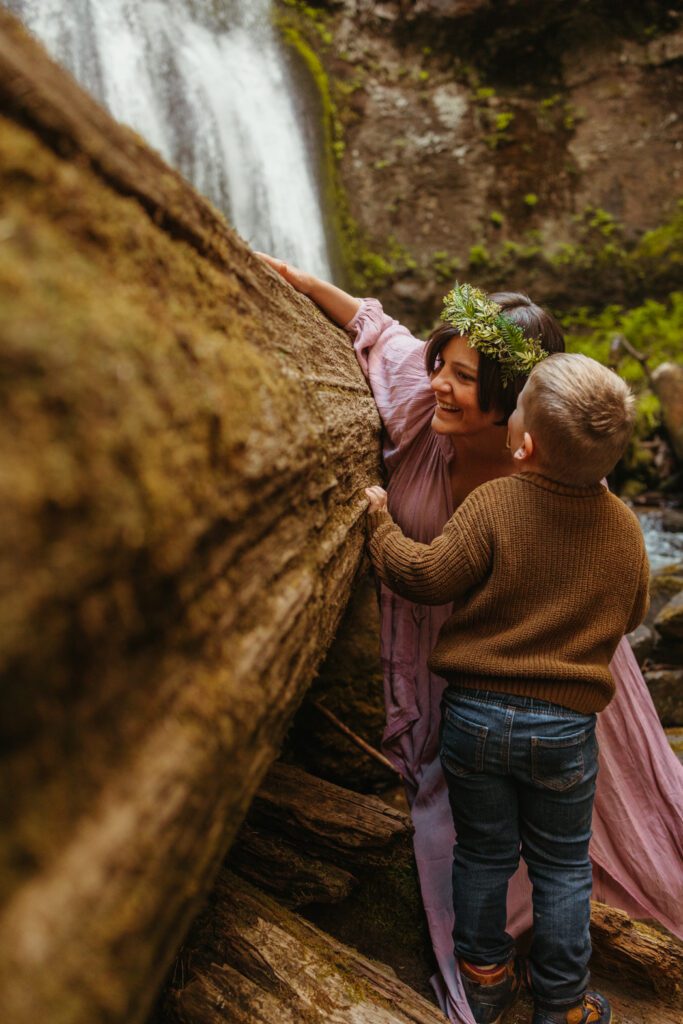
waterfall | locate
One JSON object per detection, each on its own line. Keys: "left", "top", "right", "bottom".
{"left": 9, "top": 0, "right": 333, "bottom": 277}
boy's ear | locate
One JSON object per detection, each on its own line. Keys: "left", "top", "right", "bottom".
{"left": 513, "top": 431, "right": 535, "bottom": 462}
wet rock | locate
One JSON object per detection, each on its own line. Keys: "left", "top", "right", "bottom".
{"left": 654, "top": 590, "right": 683, "bottom": 641}
{"left": 626, "top": 624, "right": 654, "bottom": 666}
{"left": 660, "top": 508, "right": 683, "bottom": 532}
{"left": 666, "top": 727, "right": 683, "bottom": 765}
{"left": 651, "top": 636, "right": 683, "bottom": 667}
{"left": 652, "top": 362, "right": 683, "bottom": 463}
{"left": 646, "top": 562, "right": 683, "bottom": 627}
{"left": 643, "top": 669, "right": 683, "bottom": 726}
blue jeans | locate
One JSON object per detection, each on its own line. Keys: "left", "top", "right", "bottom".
{"left": 440, "top": 688, "right": 598, "bottom": 1012}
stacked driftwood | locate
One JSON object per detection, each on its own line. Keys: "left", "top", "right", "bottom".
{"left": 155, "top": 754, "right": 683, "bottom": 1023}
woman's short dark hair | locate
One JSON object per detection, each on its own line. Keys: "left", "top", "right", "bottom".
{"left": 424, "top": 291, "right": 565, "bottom": 423}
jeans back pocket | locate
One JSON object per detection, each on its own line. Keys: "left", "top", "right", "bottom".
{"left": 440, "top": 705, "right": 488, "bottom": 777}
{"left": 531, "top": 730, "right": 587, "bottom": 791}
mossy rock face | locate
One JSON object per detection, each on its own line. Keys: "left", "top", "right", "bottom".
{"left": 643, "top": 668, "right": 683, "bottom": 726}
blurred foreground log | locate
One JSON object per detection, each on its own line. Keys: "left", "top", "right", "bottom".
{"left": 0, "top": 10, "right": 380, "bottom": 1024}
{"left": 160, "top": 872, "right": 448, "bottom": 1024}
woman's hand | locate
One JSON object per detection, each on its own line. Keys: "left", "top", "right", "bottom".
{"left": 255, "top": 252, "right": 362, "bottom": 327}
{"left": 255, "top": 253, "right": 314, "bottom": 295}
{"left": 365, "top": 485, "right": 388, "bottom": 514}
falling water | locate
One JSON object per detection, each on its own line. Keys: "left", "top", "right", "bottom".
{"left": 9, "top": 0, "right": 333, "bottom": 277}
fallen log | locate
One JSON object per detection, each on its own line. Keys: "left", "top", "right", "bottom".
{"left": 229, "top": 763, "right": 414, "bottom": 908}
{"left": 590, "top": 901, "right": 683, "bottom": 1005}
{"left": 0, "top": 10, "right": 380, "bottom": 1024}
{"left": 244, "top": 762, "right": 413, "bottom": 868}
{"left": 228, "top": 824, "right": 358, "bottom": 907}
{"left": 159, "top": 872, "right": 448, "bottom": 1024}
{"left": 230, "top": 764, "right": 683, "bottom": 1003}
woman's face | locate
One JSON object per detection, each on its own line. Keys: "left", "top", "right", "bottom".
{"left": 430, "top": 335, "right": 503, "bottom": 437}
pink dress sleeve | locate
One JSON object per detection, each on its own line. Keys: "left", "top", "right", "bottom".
{"left": 345, "top": 299, "right": 437, "bottom": 460}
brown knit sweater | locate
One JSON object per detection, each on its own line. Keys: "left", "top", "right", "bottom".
{"left": 368, "top": 472, "right": 649, "bottom": 713}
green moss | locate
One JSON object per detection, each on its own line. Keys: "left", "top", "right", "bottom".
{"left": 432, "top": 250, "right": 462, "bottom": 283}
{"left": 468, "top": 244, "right": 491, "bottom": 269}
{"left": 523, "top": 193, "right": 539, "bottom": 207}
{"left": 489, "top": 211, "right": 504, "bottom": 227}
{"left": 495, "top": 111, "right": 515, "bottom": 132}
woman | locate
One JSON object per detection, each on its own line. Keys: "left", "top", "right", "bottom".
{"left": 258, "top": 254, "right": 683, "bottom": 1023}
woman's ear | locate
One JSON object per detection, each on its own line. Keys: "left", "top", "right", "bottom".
{"left": 513, "top": 431, "right": 535, "bottom": 462}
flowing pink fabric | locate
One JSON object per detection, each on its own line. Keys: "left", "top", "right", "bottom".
{"left": 347, "top": 299, "right": 683, "bottom": 1023}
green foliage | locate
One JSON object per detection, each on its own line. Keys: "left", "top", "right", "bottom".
{"left": 476, "top": 86, "right": 496, "bottom": 101}
{"left": 441, "top": 282, "right": 546, "bottom": 382}
{"left": 562, "top": 293, "right": 683, "bottom": 489}
{"left": 489, "top": 211, "right": 504, "bottom": 227}
{"left": 523, "top": 193, "right": 539, "bottom": 207}
{"left": 562, "top": 293, "right": 683, "bottom": 388}
{"left": 432, "top": 250, "right": 462, "bottom": 282}
{"left": 495, "top": 111, "right": 515, "bottom": 132}
{"left": 468, "top": 244, "right": 491, "bottom": 269}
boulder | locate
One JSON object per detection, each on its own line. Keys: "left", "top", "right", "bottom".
{"left": 646, "top": 562, "right": 683, "bottom": 628}
{"left": 626, "top": 623, "right": 654, "bottom": 666}
{"left": 652, "top": 362, "right": 683, "bottom": 463}
{"left": 643, "top": 669, "right": 683, "bottom": 727}
{"left": 654, "top": 590, "right": 683, "bottom": 641}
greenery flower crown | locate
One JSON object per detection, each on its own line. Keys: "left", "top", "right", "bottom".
{"left": 441, "top": 282, "right": 547, "bottom": 384}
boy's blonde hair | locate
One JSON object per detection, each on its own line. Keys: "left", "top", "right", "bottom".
{"left": 523, "top": 353, "right": 635, "bottom": 486}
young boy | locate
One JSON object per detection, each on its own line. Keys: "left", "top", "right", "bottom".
{"left": 365, "top": 352, "right": 649, "bottom": 1024}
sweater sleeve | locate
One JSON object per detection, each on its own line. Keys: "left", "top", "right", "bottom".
{"left": 367, "top": 498, "right": 490, "bottom": 605}
{"left": 626, "top": 542, "right": 650, "bottom": 634}
{"left": 345, "top": 299, "right": 435, "bottom": 450}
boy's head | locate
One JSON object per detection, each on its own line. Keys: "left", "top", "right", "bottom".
{"left": 507, "top": 353, "right": 635, "bottom": 486}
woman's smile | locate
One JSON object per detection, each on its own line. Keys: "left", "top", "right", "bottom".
{"left": 430, "top": 335, "right": 502, "bottom": 436}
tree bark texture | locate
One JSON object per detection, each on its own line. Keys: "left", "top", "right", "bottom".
{"left": 0, "top": 11, "right": 381, "bottom": 1024}
{"left": 160, "top": 871, "right": 448, "bottom": 1024}
{"left": 284, "top": 572, "right": 396, "bottom": 792}
{"left": 589, "top": 902, "right": 683, "bottom": 1005}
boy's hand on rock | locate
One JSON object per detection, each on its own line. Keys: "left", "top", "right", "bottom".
{"left": 255, "top": 252, "right": 314, "bottom": 295}
{"left": 365, "top": 486, "right": 388, "bottom": 514}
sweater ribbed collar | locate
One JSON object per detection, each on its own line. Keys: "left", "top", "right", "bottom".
{"left": 515, "top": 471, "right": 605, "bottom": 498}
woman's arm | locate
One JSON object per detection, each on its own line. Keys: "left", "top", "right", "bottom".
{"left": 256, "top": 253, "right": 361, "bottom": 327}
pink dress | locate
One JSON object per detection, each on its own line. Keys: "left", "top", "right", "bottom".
{"left": 347, "top": 299, "right": 683, "bottom": 1024}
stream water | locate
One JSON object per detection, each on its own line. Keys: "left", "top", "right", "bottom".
{"left": 9, "top": 0, "right": 333, "bottom": 277}
{"left": 635, "top": 507, "right": 683, "bottom": 571}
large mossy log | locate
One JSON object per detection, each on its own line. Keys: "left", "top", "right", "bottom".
{"left": 159, "top": 871, "right": 448, "bottom": 1024}
{"left": 0, "top": 11, "right": 380, "bottom": 1024}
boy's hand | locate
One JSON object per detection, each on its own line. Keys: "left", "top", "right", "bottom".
{"left": 365, "top": 486, "right": 388, "bottom": 514}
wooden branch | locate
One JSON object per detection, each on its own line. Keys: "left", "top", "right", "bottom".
{"left": 159, "top": 872, "right": 448, "bottom": 1024}
{"left": 311, "top": 700, "right": 402, "bottom": 776}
